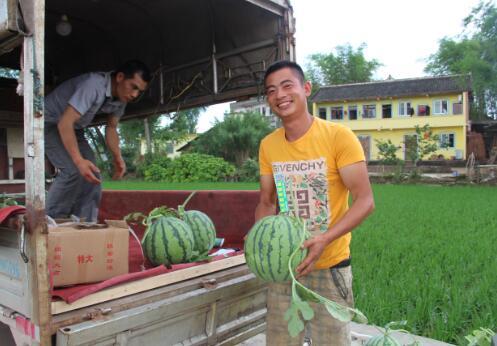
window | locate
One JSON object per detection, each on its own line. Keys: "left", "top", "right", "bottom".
{"left": 362, "top": 105, "right": 376, "bottom": 118}
{"left": 349, "top": 106, "right": 358, "bottom": 120}
{"left": 318, "top": 107, "right": 327, "bottom": 120}
{"left": 399, "top": 102, "right": 412, "bottom": 117}
{"left": 382, "top": 104, "right": 392, "bottom": 118}
{"left": 330, "top": 106, "right": 343, "bottom": 120}
{"left": 417, "top": 105, "right": 430, "bottom": 116}
{"left": 433, "top": 100, "right": 449, "bottom": 115}
{"left": 453, "top": 102, "right": 463, "bottom": 115}
{"left": 440, "top": 133, "right": 455, "bottom": 148}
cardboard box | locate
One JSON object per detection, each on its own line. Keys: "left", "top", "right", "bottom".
{"left": 48, "top": 221, "right": 129, "bottom": 287}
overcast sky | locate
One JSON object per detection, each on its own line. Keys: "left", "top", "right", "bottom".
{"left": 197, "top": 0, "right": 488, "bottom": 132}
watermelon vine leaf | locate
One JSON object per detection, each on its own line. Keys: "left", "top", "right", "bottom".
{"left": 284, "top": 303, "right": 305, "bottom": 338}
{"left": 284, "top": 211, "right": 368, "bottom": 337}
{"left": 285, "top": 282, "right": 314, "bottom": 338}
{"left": 124, "top": 212, "right": 146, "bottom": 225}
{"left": 189, "top": 252, "right": 212, "bottom": 262}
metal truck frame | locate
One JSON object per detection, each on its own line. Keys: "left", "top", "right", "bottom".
{"left": 0, "top": 1, "right": 295, "bottom": 344}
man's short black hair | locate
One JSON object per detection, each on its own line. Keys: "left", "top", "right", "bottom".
{"left": 263, "top": 60, "right": 305, "bottom": 85}
{"left": 115, "top": 60, "right": 152, "bottom": 82}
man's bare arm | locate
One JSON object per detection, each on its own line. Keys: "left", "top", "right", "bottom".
{"left": 296, "top": 161, "right": 374, "bottom": 277}
{"left": 57, "top": 105, "right": 101, "bottom": 184}
{"left": 255, "top": 174, "right": 278, "bottom": 221}
{"left": 105, "top": 115, "right": 126, "bottom": 180}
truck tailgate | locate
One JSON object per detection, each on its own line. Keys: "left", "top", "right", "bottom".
{"left": 54, "top": 265, "right": 267, "bottom": 345}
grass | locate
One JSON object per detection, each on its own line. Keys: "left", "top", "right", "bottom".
{"left": 102, "top": 180, "right": 496, "bottom": 343}
{"left": 352, "top": 184, "right": 497, "bottom": 344}
{"left": 102, "top": 180, "right": 259, "bottom": 190}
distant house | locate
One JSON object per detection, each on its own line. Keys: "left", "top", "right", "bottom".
{"left": 311, "top": 75, "right": 472, "bottom": 161}
{"left": 140, "top": 134, "right": 197, "bottom": 159}
{"left": 230, "top": 97, "right": 280, "bottom": 128}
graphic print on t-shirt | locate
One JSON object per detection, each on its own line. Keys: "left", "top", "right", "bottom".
{"left": 272, "top": 158, "right": 330, "bottom": 232}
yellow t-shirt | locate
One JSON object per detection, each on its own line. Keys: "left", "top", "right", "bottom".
{"left": 259, "top": 117, "right": 365, "bottom": 269}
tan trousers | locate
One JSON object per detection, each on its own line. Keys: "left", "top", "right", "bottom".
{"left": 266, "top": 266, "right": 354, "bottom": 346}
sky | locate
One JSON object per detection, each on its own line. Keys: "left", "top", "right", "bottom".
{"left": 196, "top": 0, "right": 488, "bottom": 132}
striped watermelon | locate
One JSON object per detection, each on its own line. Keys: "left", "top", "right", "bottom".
{"left": 177, "top": 191, "right": 217, "bottom": 256}
{"left": 244, "top": 214, "right": 307, "bottom": 282}
{"left": 142, "top": 216, "right": 195, "bottom": 266}
{"left": 181, "top": 210, "right": 216, "bottom": 255}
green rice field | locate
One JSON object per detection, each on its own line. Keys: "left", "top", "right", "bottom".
{"left": 352, "top": 184, "right": 497, "bottom": 344}
{"left": 104, "top": 181, "right": 496, "bottom": 344}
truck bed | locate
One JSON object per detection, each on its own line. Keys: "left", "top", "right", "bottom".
{"left": 53, "top": 190, "right": 263, "bottom": 345}
{"left": 53, "top": 265, "right": 267, "bottom": 345}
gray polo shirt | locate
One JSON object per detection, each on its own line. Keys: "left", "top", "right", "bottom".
{"left": 44, "top": 72, "right": 126, "bottom": 129}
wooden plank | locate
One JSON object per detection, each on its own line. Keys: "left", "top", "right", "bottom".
{"left": 23, "top": 0, "right": 51, "bottom": 344}
{"left": 51, "top": 254, "right": 246, "bottom": 315}
{"left": 50, "top": 266, "right": 253, "bottom": 333}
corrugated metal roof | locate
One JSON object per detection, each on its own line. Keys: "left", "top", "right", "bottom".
{"left": 311, "top": 74, "right": 472, "bottom": 103}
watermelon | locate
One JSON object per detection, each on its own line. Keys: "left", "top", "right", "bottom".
{"left": 177, "top": 192, "right": 217, "bottom": 256}
{"left": 142, "top": 216, "right": 195, "bottom": 266}
{"left": 181, "top": 210, "right": 216, "bottom": 255}
{"left": 244, "top": 214, "right": 307, "bottom": 282}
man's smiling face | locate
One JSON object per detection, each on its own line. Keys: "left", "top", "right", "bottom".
{"left": 264, "top": 67, "right": 312, "bottom": 121}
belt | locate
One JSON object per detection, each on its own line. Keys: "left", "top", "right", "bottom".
{"left": 331, "top": 257, "right": 351, "bottom": 269}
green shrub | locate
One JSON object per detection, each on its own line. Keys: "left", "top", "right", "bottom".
{"left": 143, "top": 153, "right": 235, "bottom": 182}
{"left": 136, "top": 153, "right": 172, "bottom": 178}
{"left": 375, "top": 139, "right": 401, "bottom": 165}
{"left": 237, "top": 158, "right": 260, "bottom": 182}
{"left": 143, "top": 163, "right": 169, "bottom": 182}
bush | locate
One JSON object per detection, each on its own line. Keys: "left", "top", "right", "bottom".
{"left": 375, "top": 139, "right": 401, "bottom": 165}
{"left": 237, "top": 158, "right": 260, "bottom": 182}
{"left": 143, "top": 163, "right": 169, "bottom": 182}
{"left": 143, "top": 153, "right": 235, "bottom": 182}
{"left": 136, "top": 152, "right": 172, "bottom": 178}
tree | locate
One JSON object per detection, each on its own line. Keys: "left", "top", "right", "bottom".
{"left": 425, "top": 1, "right": 497, "bottom": 119}
{"left": 191, "top": 112, "right": 272, "bottom": 167}
{"left": 119, "top": 114, "right": 162, "bottom": 152}
{"left": 164, "top": 108, "right": 201, "bottom": 137}
{"left": 405, "top": 124, "right": 444, "bottom": 166}
{"left": 375, "top": 139, "right": 401, "bottom": 165}
{"left": 305, "top": 43, "right": 382, "bottom": 96}
{"left": 89, "top": 107, "right": 202, "bottom": 175}
{"left": 119, "top": 107, "right": 201, "bottom": 152}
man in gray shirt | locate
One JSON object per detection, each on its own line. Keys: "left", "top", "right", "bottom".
{"left": 45, "top": 60, "right": 151, "bottom": 222}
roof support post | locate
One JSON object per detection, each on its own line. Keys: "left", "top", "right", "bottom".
{"left": 144, "top": 117, "right": 152, "bottom": 154}
{"left": 23, "top": 0, "right": 51, "bottom": 343}
{"left": 212, "top": 42, "right": 218, "bottom": 94}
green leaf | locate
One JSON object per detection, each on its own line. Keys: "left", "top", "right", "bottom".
{"left": 124, "top": 212, "right": 146, "bottom": 224}
{"left": 352, "top": 310, "right": 369, "bottom": 324}
{"left": 283, "top": 209, "right": 368, "bottom": 338}
{"left": 284, "top": 304, "right": 305, "bottom": 338}
{"left": 323, "top": 300, "right": 354, "bottom": 322}
{"left": 297, "top": 299, "right": 314, "bottom": 321}
{"left": 292, "top": 288, "right": 315, "bottom": 321}
{"left": 295, "top": 282, "right": 321, "bottom": 303}
{"left": 189, "top": 252, "right": 212, "bottom": 262}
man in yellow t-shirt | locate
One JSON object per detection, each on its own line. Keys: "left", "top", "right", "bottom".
{"left": 256, "top": 60, "right": 375, "bottom": 345}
